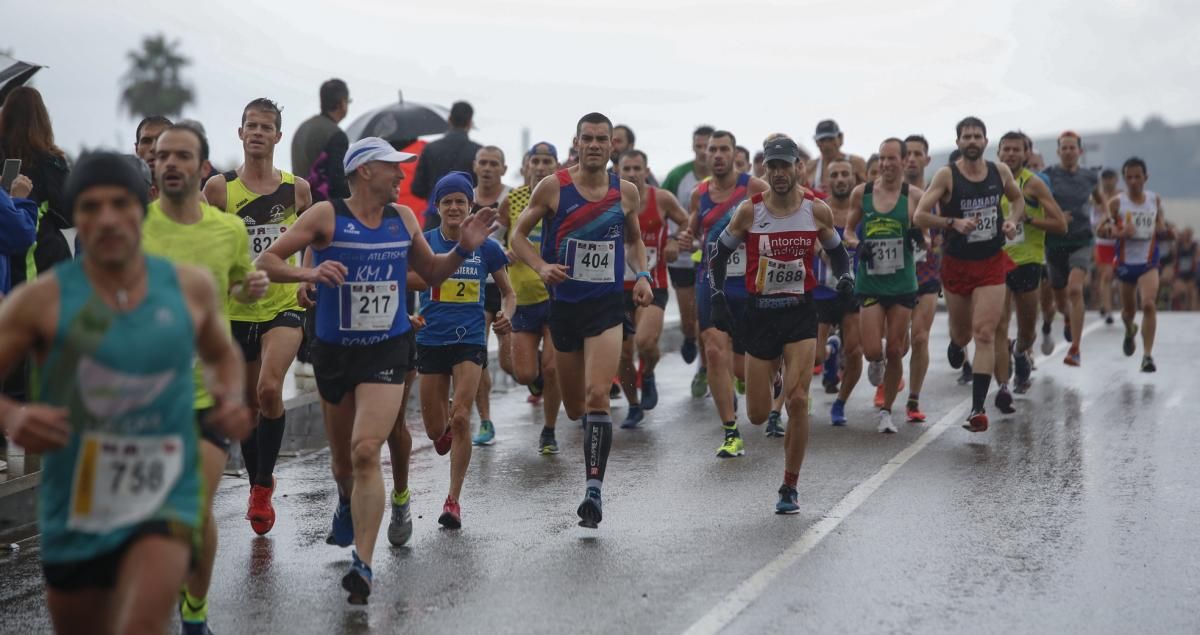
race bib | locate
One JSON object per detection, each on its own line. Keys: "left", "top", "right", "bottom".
{"left": 248, "top": 224, "right": 284, "bottom": 258}
{"left": 1007, "top": 220, "right": 1026, "bottom": 245}
{"left": 914, "top": 246, "right": 928, "bottom": 263}
{"left": 756, "top": 257, "right": 806, "bottom": 295}
{"left": 728, "top": 244, "right": 747, "bottom": 277}
{"left": 568, "top": 239, "right": 617, "bottom": 283}
{"left": 438, "top": 278, "right": 481, "bottom": 303}
{"left": 340, "top": 282, "right": 399, "bottom": 331}
{"left": 1128, "top": 212, "right": 1155, "bottom": 240}
{"left": 68, "top": 433, "right": 183, "bottom": 533}
{"left": 867, "top": 238, "right": 904, "bottom": 275}
{"left": 625, "top": 247, "right": 658, "bottom": 282}
{"left": 964, "top": 207, "right": 998, "bottom": 243}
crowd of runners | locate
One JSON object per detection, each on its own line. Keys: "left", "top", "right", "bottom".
{"left": 0, "top": 80, "right": 1187, "bottom": 632}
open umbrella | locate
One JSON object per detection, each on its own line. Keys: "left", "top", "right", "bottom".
{"left": 0, "top": 55, "right": 43, "bottom": 105}
{"left": 346, "top": 91, "right": 450, "bottom": 143}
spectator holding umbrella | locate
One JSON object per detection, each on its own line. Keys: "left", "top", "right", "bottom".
{"left": 411, "top": 100, "right": 481, "bottom": 229}
{"left": 293, "top": 78, "right": 351, "bottom": 202}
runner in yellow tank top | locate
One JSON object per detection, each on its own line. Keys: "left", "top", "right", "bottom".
{"left": 495, "top": 142, "right": 565, "bottom": 454}
{"left": 203, "top": 99, "right": 312, "bottom": 538}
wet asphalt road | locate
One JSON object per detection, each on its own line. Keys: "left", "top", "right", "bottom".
{"left": 2, "top": 313, "right": 1198, "bottom": 634}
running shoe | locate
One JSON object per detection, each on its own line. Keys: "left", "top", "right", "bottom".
{"left": 326, "top": 497, "right": 353, "bottom": 547}
{"left": 577, "top": 486, "right": 603, "bottom": 528}
{"left": 1103, "top": 310, "right": 1114, "bottom": 325}
{"left": 765, "top": 411, "right": 785, "bottom": 437}
{"left": 1041, "top": 320, "right": 1052, "bottom": 337}
{"left": 526, "top": 394, "right": 543, "bottom": 405}
{"left": 691, "top": 368, "right": 709, "bottom": 398}
{"left": 641, "top": 373, "right": 659, "bottom": 410}
{"left": 962, "top": 409, "right": 989, "bottom": 433}
{"left": 830, "top": 400, "right": 847, "bottom": 427}
{"left": 772, "top": 371, "right": 783, "bottom": 400}
{"left": 867, "top": 358, "right": 885, "bottom": 387}
{"left": 438, "top": 496, "right": 462, "bottom": 529}
{"left": 342, "top": 550, "right": 373, "bottom": 605}
{"left": 1013, "top": 350, "right": 1033, "bottom": 393}
{"left": 610, "top": 380, "right": 622, "bottom": 399}
{"left": 387, "top": 496, "right": 413, "bottom": 547}
{"left": 905, "top": 401, "right": 926, "bottom": 423}
{"left": 947, "top": 342, "right": 966, "bottom": 369}
{"left": 823, "top": 376, "right": 840, "bottom": 394}
{"left": 529, "top": 373, "right": 544, "bottom": 397}
{"left": 775, "top": 485, "right": 800, "bottom": 515}
{"left": 434, "top": 425, "right": 453, "bottom": 455}
{"left": 1063, "top": 347, "right": 1081, "bottom": 367}
{"left": 716, "top": 434, "right": 745, "bottom": 458}
{"left": 681, "top": 337, "right": 698, "bottom": 364}
{"left": 876, "top": 409, "right": 897, "bottom": 434}
{"left": 179, "top": 592, "right": 212, "bottom": 635}
{"left": 995, "top": 384, "right": 1016, "bottom": 414}
{"left": 1040, "top": 329, "right": 1055, "bottom": 356}
{"left": 957, "top": 360, "right": 973, "bottom": 386}
{"left": 1123, "top": 322, "right": 1139, "bottom": 357}
{"left": 735, "top": 377, "right": 746, "bottom": 395}
{"left": 621, "top": 405, "right": 645, "bottom": 429}
{"left": 472, "top": 420, "right": 496, "bottom": 446}
{"left": 1141, "top": 356, "right": 1156, "bottom": 373}
{"left": 874, "top": 384, "right": 886, "bottom": 409}
{"left": 246, "top": 477, "right": 277, "bottom": 536}
{"left": 181, "top": 619, "right": 214, "bottom": 635}
{"left": 823, "top": 335, "right": 841, "bottom": 392}
{"left": 539, "top": 434, "right": 560, "bottom": 455}
{"left": 1063, "top": 317, "right": 1072, "bottom": 343}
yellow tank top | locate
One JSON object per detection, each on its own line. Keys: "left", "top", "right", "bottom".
{"left": 222, "top": 169, "right": 301, "bottom": 321}
{"left": 505, "top": 185, "right": 550, "bottom": 305}
{"left": 1002, "top": 168, "right": 1048, "bottom": 266}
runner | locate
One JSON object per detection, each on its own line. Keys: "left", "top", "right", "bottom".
{"left": 845, "top": 138, "right": 924, "bottom": 433}
{"left": 413, "top": 171, "right": 514, "bottom": 527}
{"left": 511, "top": 112, "right": 653, "bottom": 528}
{"left": 143, "top": 123, "right": 271, "bottom": 633}
{"left": 690, "top": 130, "right": 768, "bottom": 458}
{"left": 805, "top": 119, "right": 867, "bottom": 192}
{"left": 1101, "top": 157, "right": 1168, "bottom": 372}
{"left": 709, "top": 136, "right": 852, "bottom": 513}
{"left": 993, "top": 132, "right": 1067, "bottom": 406}
{"left": 1171, "top": 227, "right": 1198, "bottom": 309}
{"left": 735, "top": 145, "right": 752, "bottom": 175}
{"left": 1044, "top": 131, "right": 1104, "bottom": 367}
{"left": 202, "top": 98, "right": 313, "bottom": 536}
{"left": 1092, "top": 168, "right": 1121, "bottom": 324}
{"left": 813, "top": 158, "right": 864, "bottom": 427}
{"left": 914, "top": 117, "right": 1025, "bottom": 432}
{"left": 0, "top": 152, "right": 250, "bottom": 635}
{"left": 615, "top": 149, "right": 690, "bottom": 428}
{"left": 903, "top": 134, "right": 940, "bottom": 423}
{"left": 134, "top": 115, "right": 171, "bottom": 187}
{"left": 865, "top": 154, "right": 881, "bottom": 183}
{"left": 496, "top": 142, "right": 564, "bottom": 454}
{"left": 661, "top": 125, "right": 713, "bottom": 376}
{"left": 469, "top": 146, "right": 511, "bottom": 446}
{"left": 257, "top": 136, "right": 497, "bottom": 602}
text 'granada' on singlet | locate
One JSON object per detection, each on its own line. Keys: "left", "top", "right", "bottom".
{"left": 314, "top": 200, "right": 412, "bottom": 346}
{"left": 943, "top": 161, "right": 1004, "bottom": 261}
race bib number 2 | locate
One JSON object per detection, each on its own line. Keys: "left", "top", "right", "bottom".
{"left": 568, "top": 239, "right": 617, "bottom": 283}
{"left": 340, "top": 282, "right": 399, "bottom": 331}
{"left": 68, "top": 433, "right": 183, "bottom": 533}
{"left": 437, "top": 278, "right": 481, "bottom": 303}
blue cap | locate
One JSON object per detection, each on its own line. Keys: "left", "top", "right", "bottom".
{"left": 432, "top": 171, "right": 475, "bottom": 205}
{"left": 526, "top": 141, "right": 558, "bottom": 160}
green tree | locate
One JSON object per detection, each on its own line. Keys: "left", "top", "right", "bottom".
{"left": 120, "top": 34, "right": 194, "bottom": 119}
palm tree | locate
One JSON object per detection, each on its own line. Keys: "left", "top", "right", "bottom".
{"left": 120, "top": 34, "right": 194, "bottom": 119}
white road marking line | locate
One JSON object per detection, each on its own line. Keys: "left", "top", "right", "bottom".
{"left": 682, "top": 319, "right": 1106, "bottom": 635}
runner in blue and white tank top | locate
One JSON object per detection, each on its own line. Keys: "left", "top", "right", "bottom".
{"left": 258, "top": 137, "right": 499, "bottom": 604}
{"left": 0, "top": 152, "right": 251, "bottom": 634}
{"left": 512, "top": 113, "right": 653, "bottom": 530}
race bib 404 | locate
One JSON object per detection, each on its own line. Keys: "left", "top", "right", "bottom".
{"left": 568, "top": 239, "right": 617, "bottom": 283}
{"left": 68, "top": 433, "right": 183, "bottom": 533}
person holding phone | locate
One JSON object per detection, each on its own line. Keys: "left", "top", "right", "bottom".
{"left": 0, "top": 172, "right": 38, "bottom": 297}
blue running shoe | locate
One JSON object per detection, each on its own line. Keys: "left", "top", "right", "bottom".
{"left": 776, "top": 485, "right": 800, "bottom": 514}
{"left": 577, "top": 487, "right": 603, "bottom": 528}
{"left": 472, "top": 419, "right": 495, "bottom": 446}
{"left": 641, "top": 373, "right": 659, "bottom": 410}
{"left": 342, "top": 550, "right": 373, "bottom": 605}
{"left": 326, "top": 496, "right": 353, "bottom": 547}
{"left": 621, "top": 405, "right": 645, "bottom": 429}
{"left": 830, "top": 400, "right": 847, "bottom": 426}
{"left": 681, "top": 338, "right": 698, "bottom": 364}
{"left": 765, "top": 411, "right": 785, "bottom": 437}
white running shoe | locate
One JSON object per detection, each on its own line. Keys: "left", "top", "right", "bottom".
{"left": 876, "top": 409, "right": 897, "bottom": 434}
{"left": 867, "top": 358, "right": 885, "bottom": 387}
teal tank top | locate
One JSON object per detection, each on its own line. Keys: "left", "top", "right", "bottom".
{"left": 37, "top": 256, "right": 202, "bottom": 564}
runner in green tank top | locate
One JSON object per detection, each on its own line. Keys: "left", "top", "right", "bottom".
{"left": 993, "top": 132, "right": 1067, "bottom": 406}
{"left": 0, "top": 152, "right": 250, "bottom": 635}
{"left": 846, "top": 138, "right": 926, "bottom": 434}
{"left": 203, "top": 98, "right": 314, "bottom": 538}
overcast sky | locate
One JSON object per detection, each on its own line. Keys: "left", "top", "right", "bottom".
{"left": 10, "top": 0, "right": 1200, "bottom": 179}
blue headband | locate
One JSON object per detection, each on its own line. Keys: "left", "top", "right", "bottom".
{"left": 433, "top": 171, "right": 475, "bottom": 206}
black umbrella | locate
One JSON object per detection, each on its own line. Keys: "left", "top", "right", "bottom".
{"left": 0, "top": 55, "right": 43, "bottom": 105}
{"left": 346, "top": 92, "right": 450, "bottom": 143}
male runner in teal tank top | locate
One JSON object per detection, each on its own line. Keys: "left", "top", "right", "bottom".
{"left": 0, "top": 153, "right": 251, "bottom": 635}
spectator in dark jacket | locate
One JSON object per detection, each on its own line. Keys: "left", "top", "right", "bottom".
{"left": 0, "top": 86, "right": 72, "bottom": 287}
{"left": 0, "top": 174, "right": 38, "bottom": 296}
{"left": 411, "top": 100, "right": 482, "bottom": 229}
{"left": 292, "top": 79, "right": 351, "bottom": 202}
